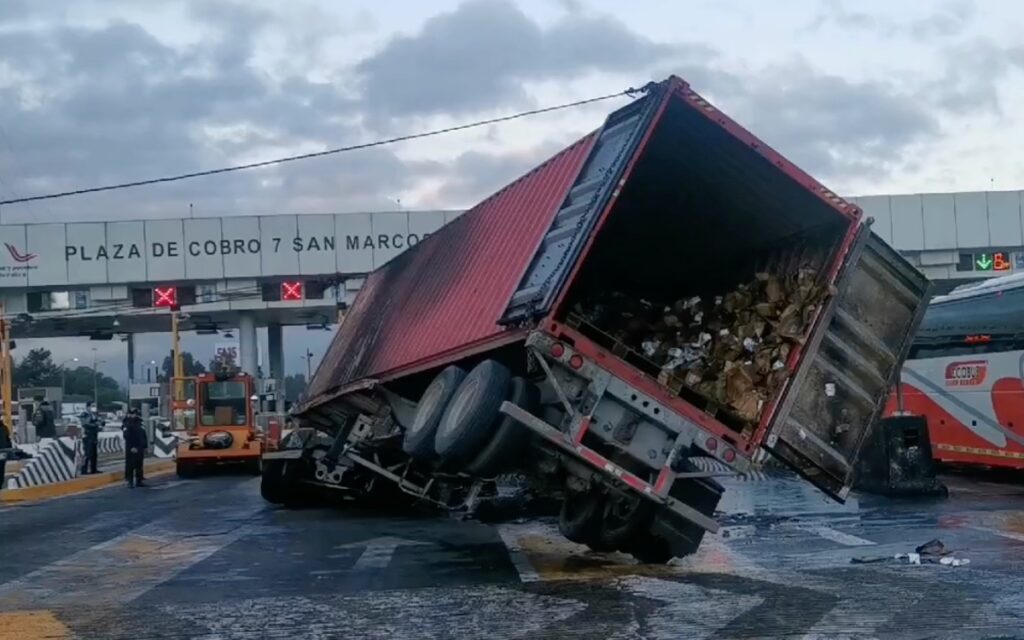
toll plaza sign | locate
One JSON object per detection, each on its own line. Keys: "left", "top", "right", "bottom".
{"left": 0, "top": 211, "right": 461, "bottom": 288}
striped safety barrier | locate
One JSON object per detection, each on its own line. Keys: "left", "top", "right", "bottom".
{"left": 98, "top": 432, "right": 124, "bottom": 455}
{"left": 4, "top": 437, "right": 81, "bottom": 490}
{"left": 153, "top": 431, "right": 179, "bottom": 459}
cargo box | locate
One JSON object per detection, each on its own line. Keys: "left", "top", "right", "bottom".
{"left": 300, "top": 76, "right": 930, "bottom": 500}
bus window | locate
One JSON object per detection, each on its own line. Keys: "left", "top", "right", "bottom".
{"left": 200, "top": 381, "right": 248, "bottom": 426}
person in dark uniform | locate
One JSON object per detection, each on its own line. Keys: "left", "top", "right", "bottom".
{"left": 80, "top": 403, "right": 101, "bottom": 475}
{"left": 123, "top": 407, "right": 147, "bottom": 488}
{"left": 33, "top": 401, "right": 56, "bottom": 440}
{"left": 0, "top": 419, "right": 12, "bottom": 494}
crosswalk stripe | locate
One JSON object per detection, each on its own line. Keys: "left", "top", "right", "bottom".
{"left": 800, "top": 526, "right": 875, "bottom": 547}
{"left": 495, "top": 524, "right": 541, "bottom": 583}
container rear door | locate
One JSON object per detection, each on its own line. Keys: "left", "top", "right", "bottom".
{"left": 500, "top": 83, "right": 668, "bottom": 324}
{"left": 765, "top": 227, "right": 932, "bottom": 500}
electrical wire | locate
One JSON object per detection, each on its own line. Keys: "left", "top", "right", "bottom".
{"left": 0, "top": 89, "right": 643, "bottom": 206}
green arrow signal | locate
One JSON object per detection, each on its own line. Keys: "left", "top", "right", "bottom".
{"left": 976, "top": 254, "right": 993, "bottom": 270}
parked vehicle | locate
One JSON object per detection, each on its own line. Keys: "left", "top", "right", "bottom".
{"left": 883, "top": 273, "right": 1024, "bottom": 470}
{"left": 262, "top": 75, "right": 930, "bottom": 562}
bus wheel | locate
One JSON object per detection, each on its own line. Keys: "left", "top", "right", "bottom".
{"left": 402, "top": 366, "right": 467, "bottom": 460}
{"left": 434, "top": 360, "right": 511, "bottom": 463}
{"left": 465, "top": 377, "right": 539, "bottom": 477}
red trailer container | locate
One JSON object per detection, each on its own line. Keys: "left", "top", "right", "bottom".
{"left": 274, "top": 76, "right": 930, "bottom": 561}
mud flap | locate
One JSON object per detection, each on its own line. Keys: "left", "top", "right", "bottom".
{"left": 766, "top": 227, "right": 932, "bottom": 501}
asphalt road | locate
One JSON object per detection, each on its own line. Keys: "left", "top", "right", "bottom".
{"left": 2, "top": 471, "right": 1023, "bottom": 639}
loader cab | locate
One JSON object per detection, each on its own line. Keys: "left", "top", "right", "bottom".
{"left": 171, "top": 371, "right": 257, "bottom": 434}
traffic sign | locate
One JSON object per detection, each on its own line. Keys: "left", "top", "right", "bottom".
{"left": 154, "top": 286, "right": 178, "bottom": 308}
{"left": 281, "top": 281, "right": 303, "bottom": 301}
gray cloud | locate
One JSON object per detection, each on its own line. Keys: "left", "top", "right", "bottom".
{"left": 682, "top": 59, "right": 940, "bottom": 185}
{"left": 355, "top": 0, "right": 688, "bottom": 123}
{"left": 926, "top": 39, "right": 1024, "bottom": 115}
{"left": 426, "top": 138, "right": 575, "bottom": 207}
{"left": 804, "top": 0, "right": 975, "bottom": 40}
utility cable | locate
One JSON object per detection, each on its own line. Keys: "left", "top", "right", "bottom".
{"left": 0, "top": 88, "right": 644, "bottom": 206}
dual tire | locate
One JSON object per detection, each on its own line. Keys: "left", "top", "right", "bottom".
{"left": 402, "top": 360, "right": 536, "bottom": 474}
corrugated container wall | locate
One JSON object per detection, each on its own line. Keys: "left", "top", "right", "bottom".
{"left": 305, "top": 133, "right": 598, "bottom": 403}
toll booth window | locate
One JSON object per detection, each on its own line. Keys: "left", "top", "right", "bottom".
{"left": 201, "top": 381, "right": 247, "bottom": 426}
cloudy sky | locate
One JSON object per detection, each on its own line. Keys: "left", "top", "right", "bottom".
{"left": 2, "top": 0, "right": 1024, "bottom": 381}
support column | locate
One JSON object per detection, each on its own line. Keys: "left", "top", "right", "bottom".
{"left": 127, "top": 333, "right": 136, "bottom": 384}
{"left": 238, "top": 312, "right": 258, "bottom": 379}
{"left": 267, "top": 323, "right": 284, "bottom": 413}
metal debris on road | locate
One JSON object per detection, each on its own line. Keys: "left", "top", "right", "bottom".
{"left": 851, "top": 538, "right": 970, "bottom": 567}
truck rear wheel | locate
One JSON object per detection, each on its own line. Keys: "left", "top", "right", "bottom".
{"left": 624, "top": 529, "right": 674, "bottom": 564}
{"left": 557, "top": 490, "right": 604, "bottom": 544}
{"left": 595, "top": 493, "right": 652, "bottom": 550}
{"left": 261, "top": 460, "right": 289, "bottom": 504}
{"left": 403, "top": 366, "right": 467, "bottom": 460}
{"left": 465, "top": 376, "right": 538, "bottom": 477}
{"left": 434, "top": 360, "right": 511, "bottom": 464}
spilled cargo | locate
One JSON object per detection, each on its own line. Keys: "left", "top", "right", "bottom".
{"left": 268, "top": 75, "right": 931, "bottom": 562}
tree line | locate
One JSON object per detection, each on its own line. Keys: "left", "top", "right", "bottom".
{"left": 13, "top": 348, "right": 310, "bottom": 406}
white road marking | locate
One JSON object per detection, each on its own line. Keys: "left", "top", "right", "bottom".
{"left": 148, "top": 480, "right": 193, "bottom": 491}
{"left": 971, "top": 526, "right": 1024, "bottom": 543}
{"left": 801, "top": 525, "right": 875, "bottom": 547}
{"left": 0, "top": 505, "right": 260, "bottom": 610}
{"left": 495, "top": 524, "right": 541, "bottom": 583}
{"left": 337, "top": 536, "right": 429, "bottom": 571}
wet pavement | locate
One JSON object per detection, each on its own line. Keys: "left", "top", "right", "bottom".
{"left": 1, "top": 471, "right": 1023, "bottom": 639}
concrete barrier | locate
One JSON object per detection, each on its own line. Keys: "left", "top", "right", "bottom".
{"left": 1, "top": 459, "right": 176, "bottom": 503}
{"left": 3, "top": 437, "right": 80, "bottom": 490}
{"left": 153, "top": 431, "right": 179, "bottom": 459}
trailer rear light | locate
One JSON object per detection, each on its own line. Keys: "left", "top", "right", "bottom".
{"left": 550, "top": 343, "right": 565, "bottom": 358}
{"left": 722, "top": 448, "right": 736, "bottom": 463}
{"left": 705, "top": 437, "right": 718, "bottom": 451}
{"left": 569, "top": 354, "right": 584, "bottom": 369}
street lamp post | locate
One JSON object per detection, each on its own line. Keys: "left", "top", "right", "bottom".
{"left": 91, "top": 349, "right": 107, "bottom": 408}
{"left": 302, "top": 349, "right": 314, "bottom": 379}
{"left": 59, "top": 357, "right": 79, "bottom": 396}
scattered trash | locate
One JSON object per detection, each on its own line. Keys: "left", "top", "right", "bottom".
{"left": 851, "top": 539, "right": 969, "bottom": 568}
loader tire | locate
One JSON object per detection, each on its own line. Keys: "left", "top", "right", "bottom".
{"left": 557, "top": 491, "right": 604, "bottom": 545}
{"left": 434, "top": 360, "right": 511, "bottom": 464}
{"left": 403, "top": 366, "right": 467, "bottom": 460}
{"left": 465, "top": 377, "right": 539, "bottom": 477}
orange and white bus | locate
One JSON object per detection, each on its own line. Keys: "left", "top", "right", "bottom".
{"left": 884, "top": 273, "right": 1024, "bottom": 469}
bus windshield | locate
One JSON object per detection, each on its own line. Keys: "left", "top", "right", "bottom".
{"left": 200, "top": 381, "right": 248, "bottom": 427}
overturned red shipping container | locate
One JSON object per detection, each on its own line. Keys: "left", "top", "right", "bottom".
{"left": 279, "top": 75, "right": 930, "bottom": 561}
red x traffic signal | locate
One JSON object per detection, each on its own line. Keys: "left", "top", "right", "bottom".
{"left": 281, "top": 281, "right": 303, "bottom": 301}
{"left": 154, "top": 286, "right": 178, "bottom": 308}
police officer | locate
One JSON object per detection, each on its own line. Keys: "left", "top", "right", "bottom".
{"left": 33, "top": 400, "right": 56, "bottom": 440}
{"left": 0, "top": 419, "right": 12, "bottom": 494}
{"left": 80, "top": 403, "right": 101, "bottom": 475}
{"left": 122, "top": 407, "right": 147, "bottom": 488}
